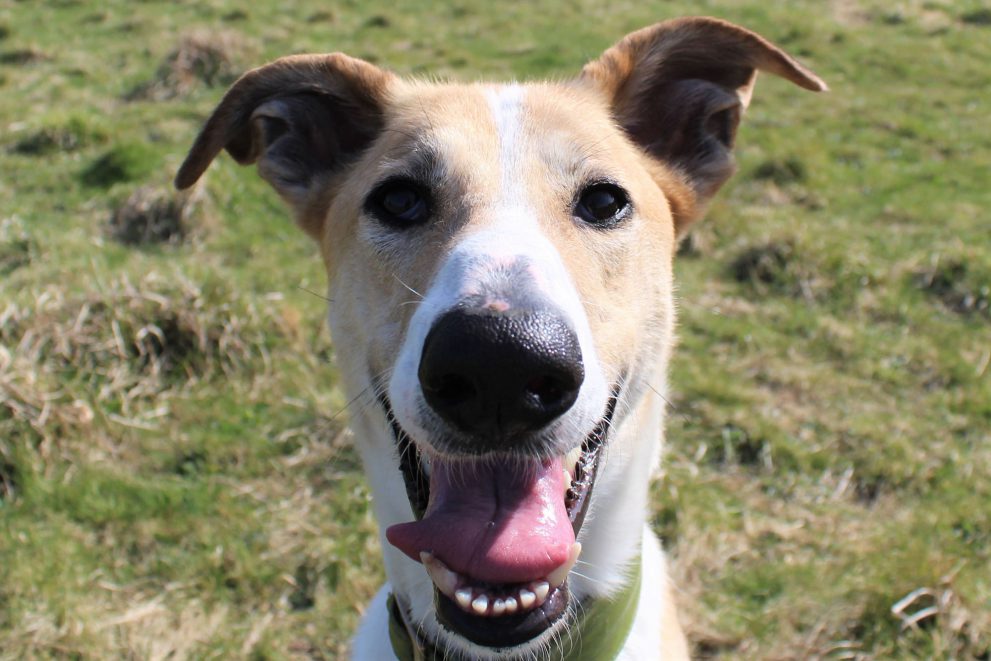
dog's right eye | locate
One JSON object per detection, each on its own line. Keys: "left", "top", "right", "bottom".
{"left": 575, "top": 182, "right": 631, "bottom": 228}
{"left": 365, "top": 179, "right": 431, "bottom": 227}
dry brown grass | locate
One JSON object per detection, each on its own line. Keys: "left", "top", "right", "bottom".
{"left": 109, "top": 183, "right": 210, "bottom": 246}
{"left": 126, "top": 30, "right": 251, "bottom": 101}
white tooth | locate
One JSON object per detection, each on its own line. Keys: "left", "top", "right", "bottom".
{"left": 504, "top": 596, "right": 518, "bottom": 613}
{"left": 420, "top": 552, "right": 458, "bottom": 598}
{"left": 533, "top": 580, "right": 550, "bottom": 603}
{"left": 564, "top": 446, "right": 582, "bottom": 476}
{"left": 492, "top": 598, "right": 506, "bottom": 616}
{"left": 455, "top": 588, "right": 473, "bottom": 610}
{"left": 548, "top": 542, "right": 582, "bottom": 588}
{"left": 519, "top": 589, "right": 536, "bottom": 609}
{"left": 471, "top": 594, "right": 489, "bottom": 615}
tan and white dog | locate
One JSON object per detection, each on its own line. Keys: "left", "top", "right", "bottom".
{"left": 176, "top": 17, "right": 824, "bottom": 660}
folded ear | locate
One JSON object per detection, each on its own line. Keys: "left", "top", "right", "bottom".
{"left": 174, "top": 53, "right": 395, "bottom": 237}
{"left": 580, "top": 17, "right": 826, "bottom": 235}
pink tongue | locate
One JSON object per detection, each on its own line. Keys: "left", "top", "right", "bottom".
{"left": 386, "top": 456, "right": 574, "bottom": 584}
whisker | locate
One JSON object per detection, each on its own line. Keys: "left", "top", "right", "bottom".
{"left": 568, "top": 568, "right": 609, "bottom": 587}
{"left": 297, "top": 284, "right": 333, "bottom": 302}
{"left": 394, "top": 273, "right": 424, "bottom": 299}
{"left": 326, "top": 366, "right": 394, "bottom": 423}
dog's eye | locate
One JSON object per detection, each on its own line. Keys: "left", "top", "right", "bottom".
{"left": 366, "top": 179, "right": 431, "bottom": 227}
{"left": 575, "top": 183, "right": 630, "bottom": 227}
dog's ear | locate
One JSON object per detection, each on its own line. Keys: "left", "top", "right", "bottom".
{"left": 580, "top": 17, "right": 826, "bottom": 235}
{"left": 174, "top": 53, "right": 395, "bottom": 237}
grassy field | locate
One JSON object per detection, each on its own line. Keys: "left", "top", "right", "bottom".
{"left": 1, "top": 0, "right": 989, "bottom": 658}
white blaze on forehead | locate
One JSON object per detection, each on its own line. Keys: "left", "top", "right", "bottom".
{"left": 486, "top": 84, "right": 525, "bottom": 201}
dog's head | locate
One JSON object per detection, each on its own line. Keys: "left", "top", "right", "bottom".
{"left": 177, "top": 17, "right": 823, "bottom": 658}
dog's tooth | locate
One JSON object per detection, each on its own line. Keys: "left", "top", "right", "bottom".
{"left": 471, "top": 594, "right": 489, "bottom": 615}
{"left": 519, "top": 588, "right": 536, "bottom": 610}
{"left": 548, "top": 541, "right": 582, "bottom": 588}
{"left": 533, "top": 580, "right": 550, "bottom": 603}
{"left": 492, "top": 598, "right": 506, "bottom": 616}
{"left": 564, "top": 446, "right": 582, "bottom": 477}
{"left": 420, "top": 551, "right": 458, "bottom": 598}
{"left": 455, "top": 588, "right": 473, "bottom": 611}
{"left": 504, "top": 596, "right": 518, "bottom": 614}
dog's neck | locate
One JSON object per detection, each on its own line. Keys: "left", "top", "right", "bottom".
{"left": 387, "top": 556, "right": 642, "bottom": 660}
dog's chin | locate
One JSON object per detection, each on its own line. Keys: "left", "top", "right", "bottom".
{"left": 379, "top": 387, "right": 619, "bottom": 650}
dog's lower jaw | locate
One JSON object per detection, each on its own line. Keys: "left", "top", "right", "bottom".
{"left": 354, "top": 384, "right": 672, "bottom": 658}
{"left": 369, "top": 526, "right": 685, "bottom": 661}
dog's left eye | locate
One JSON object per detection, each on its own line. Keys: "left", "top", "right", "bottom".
{"left": 575, "top": 183, "right": 631, "bottom": 227}
{"left": 366, "top": 179, "right": 431, "bottom": 227}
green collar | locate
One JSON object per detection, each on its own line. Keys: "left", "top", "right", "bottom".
{"left": 388, "top": 559, "right": 641, "bottom": 660}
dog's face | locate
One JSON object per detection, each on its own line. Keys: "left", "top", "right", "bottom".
{"left": 177, "top": 17, "right": 823, "bottom": 657}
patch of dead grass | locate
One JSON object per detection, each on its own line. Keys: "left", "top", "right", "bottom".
{"left": 126, "top": 30, "right": 250, "bottom": 101}
{"left": 109, "top": 183, "right": 210, "bottom": 246}
{"left": 0, "top": 272, "right": 286, "bottom": 455}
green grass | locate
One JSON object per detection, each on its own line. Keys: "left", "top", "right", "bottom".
{"left": 1, "top": 0, "right": 989, "bottom": 658}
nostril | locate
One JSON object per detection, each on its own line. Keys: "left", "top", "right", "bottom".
{"left": 525, "top": 375, "right": 566, "bottom": 407}
{"left": 426, "top": 374, "right": 477, "bottom": 407}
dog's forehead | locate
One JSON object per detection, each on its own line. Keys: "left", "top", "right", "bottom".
{"left": 380, "top": 81, "right": 637, "bottom": 188}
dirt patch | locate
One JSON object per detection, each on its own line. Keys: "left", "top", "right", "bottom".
{"left": 109, "top": 184, "right": 206, "bottom": 246}
{"left": 221, "top": 9, "right": 249, "bottom": 22}
{"left": 0, "top": 239, "right": 31, "bottom": 276}
{"left": 307, "top": 10, "right": 335, "bottom": 23}
{"left": 365, "top": 15, "right": 391, "bottom": 28}
{"left": 915, "top": 258, "right": 990, "bottom": 317}
{"left": 0, "top": 47, "right": 49, "bottom": 65}
{"left": 732, "top": 241, "right": 793, "bottom": 284}
{"left": 961, "top": 8, "right": 991, "bottom": 26}
{"left": 698, "top": 424, "right": 771, "bottom": 469}
{"left": 752, "top": 157, "right": 807, "bottom": 185}
{"left": 0, "top": 456, "right": 17, "bottom": 503}
{"left": 288, "top": 561, "right": 317, "bottom": 611}
{"left": 80, "top": 144, "right": 157, "bottom": 188}
{"left": 729, "top": 240, "right": 820, "bottom": 299}
{"left": 10, "top": 117, "right": 107, "bottom": 156}
{"left": 126, "top": 30, "right": 248, "bottom": 101}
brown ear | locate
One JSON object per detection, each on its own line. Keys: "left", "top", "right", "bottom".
{"left": 174, "top": 53, "right": 395, "bottom": 237}
{"left": 580, "top": 17, "right": 826, "bottom": 235}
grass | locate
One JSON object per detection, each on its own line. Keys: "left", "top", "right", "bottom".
{"left": 1, "top": 0, "right": 989, "bottom": 658}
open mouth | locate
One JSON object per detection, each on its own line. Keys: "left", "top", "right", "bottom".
{"left": 379, "top": 388, "right": 619, "bottom": 648}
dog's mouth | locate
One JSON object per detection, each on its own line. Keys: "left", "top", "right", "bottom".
{"left": 380, "top": 389, "right": 618, "bottom": 648}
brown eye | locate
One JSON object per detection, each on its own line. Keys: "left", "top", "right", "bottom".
{"left": 366, "top": 178, "right": 431, "bottom": 227}
{"left": 575, "top": 183, "right": 630, "bottom": 227}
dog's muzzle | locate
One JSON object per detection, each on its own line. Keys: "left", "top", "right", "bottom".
{"left": 384, "top": 302, "right": 619, "bottom": 649}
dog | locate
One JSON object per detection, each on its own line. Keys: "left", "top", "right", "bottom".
{"left": 175, "top": 16, "right": 824, "bottom": 659}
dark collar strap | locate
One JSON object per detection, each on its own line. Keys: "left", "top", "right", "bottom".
{"left": 388, "top": 558, "right": 642, "bottom": 660}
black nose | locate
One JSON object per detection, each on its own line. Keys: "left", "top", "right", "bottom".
{"left": 418, "top": 308, "right": 584, "bottom": 443}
